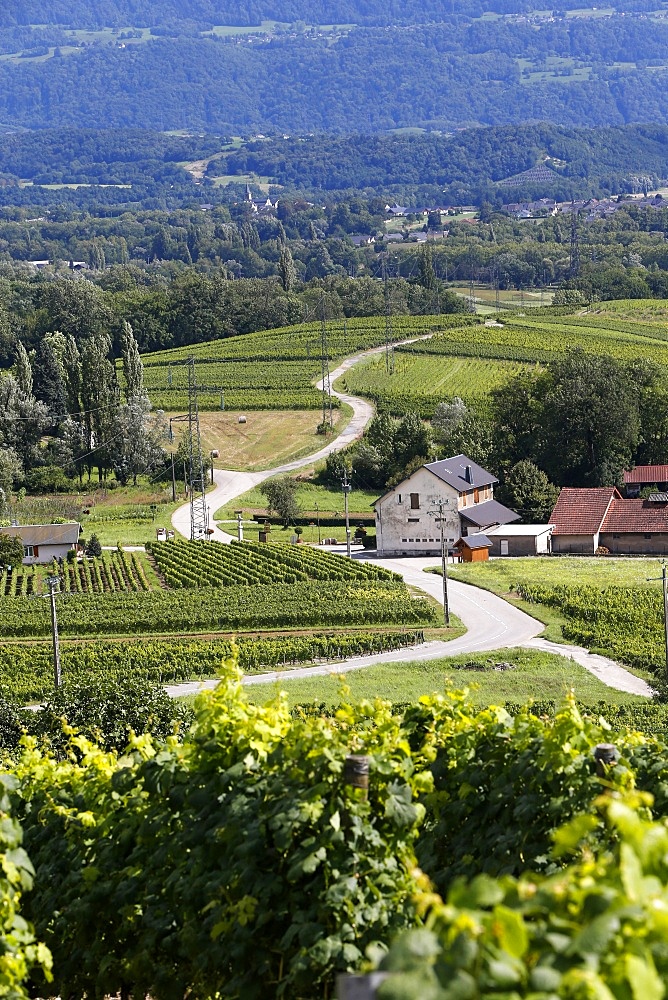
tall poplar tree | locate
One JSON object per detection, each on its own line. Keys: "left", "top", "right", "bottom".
{"left": 120, "top": 320, "right": 145, "bottom": 401}
{"left": 13, "top": 342, "right": 33, "bottom": 398}
{"left": 278, "top": 245, "right": 297, "bottom": 293}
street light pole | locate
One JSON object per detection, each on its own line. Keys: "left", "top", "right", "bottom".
{"left": 46, "top": 574, "right": 62, "bottom": 688}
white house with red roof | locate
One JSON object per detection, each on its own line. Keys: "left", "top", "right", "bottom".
{"left": 550, "top": 487, "right": 668, "bottom": 554}
{"left": 373, "top": 454, "right": 519, "bottom": 557}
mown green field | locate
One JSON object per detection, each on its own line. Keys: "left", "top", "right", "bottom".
{"left": 245, "top": 645, "right": 647, "bottom": 708}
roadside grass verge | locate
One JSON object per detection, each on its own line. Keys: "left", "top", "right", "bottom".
{"left": 243, "top": 646, "right": 648, "bottom": 708}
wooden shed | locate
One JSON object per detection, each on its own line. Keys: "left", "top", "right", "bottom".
{"left": 454, "top": 533, "right": 492, "bottom": 563}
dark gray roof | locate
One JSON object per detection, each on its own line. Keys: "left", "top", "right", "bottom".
{"left": 460, "top": 499, "right": 520, "bottom": 528}
{"left": 1, "top": 523, "right": 80, "bottom": 546}
{"left": 425, "top": 455, "right": 497, "bottom": 492}
{"left": 456, "top": 533, "right": 492, "bottom": 550}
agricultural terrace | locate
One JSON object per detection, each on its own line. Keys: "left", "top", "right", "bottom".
{"left": 340, "top": 307, "right": 668, "bottom": 415}
{"left": 148, "top": 539, "right": 395, "bottom": 588}
{"left": 0, "top": 541, "right": 440, "bottom": 701}
{"left": 341, "top": 354, "right": 523, "bottom": 417}
{"left": 449, "top": 557, "right": 667, "bottom": 678}
{"left": 1, "top": 549, "right": 155, "bottom": 596}
{"left": 130, "top": 314, "right": 480, "bottom": 411}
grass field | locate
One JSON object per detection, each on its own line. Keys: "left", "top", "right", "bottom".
{"left": 214, "top": 480, "right": 378, "bottom": 521}
{"left": 245, "top": 645, "right": 647, "bottom": 708}
{"left": 170, "top": 407, "right": 352, "bottom": 473}
{"left": 449, "top": 556, "right": 665, "bottom": 592}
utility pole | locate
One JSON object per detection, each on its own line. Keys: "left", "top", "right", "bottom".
{"left": 187, "top": 356, "right": 209, "bottom": 540}
{"left": 46, "top": 574, "right": 62, "bottom": 688}
{"left": 429, "top": 500, "right": 451, "bottom": 625}
{"left": 383, "top": 254, "right": 393, "bottom": 374}
{"left": 648, "top": 564, "right": 668, "bottom": 683}
{"left": 171, "top": 450, "right": 177, "bottom": 503}
{"left": 320, "top": 297, "right": 333, "bottom": 430}
{"left": 342, "top": 470, "right": 352, "bottom": 558}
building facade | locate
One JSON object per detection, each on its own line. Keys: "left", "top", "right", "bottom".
{"left": 550, "top": 488, "right": 668, "bottom": 554}
{"left": 373, "top": 455, "right": 519, "bottom": 557}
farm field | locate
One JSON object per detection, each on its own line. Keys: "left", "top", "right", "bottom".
{"left": 449, "top": 557, "right": 665, "bottom": 678}
{"left": 0, "top": 630, "right": 430, "bottom": 703}
{"left": 245, "top": 645, "right": 647, "bottom": 708}
{"left": 0, "top": 541, "right": 450, "bottom": 701}
{"left": 0, "top": 549, "right": 156, "bottom": 597}
{"left": 340, "top": 353, "right": 525, "bottom": 416}
{"left": 340, "top": 308, "right": 668, "bottom": 414}
{"left": 449, "top": 285, "right": 553, "bottom": 309}
{"left": 585, "top": 298, "right": 668, "bottom": 322}
{"left": 133, "top": 314, "right": 480, "bottom": 412}
{"left": 181, "top": 408, "right": 353, "bottom": 472}
{"left": 148, "top": 539, "right": 396, "bottom": 589}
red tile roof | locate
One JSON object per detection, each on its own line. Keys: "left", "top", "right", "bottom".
{"left": 602, "top": 499, "right": 668, "bottom": 533}
{"left": 550, "top": 488, "right": 668, "bottom": 535}
{"left": 550, "top": 488, "right": 619, "bottom": 536}
{"left": 623, "top": 465, "right": 668, "bottom": 485}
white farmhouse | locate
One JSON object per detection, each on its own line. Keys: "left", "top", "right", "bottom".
{"left": 373, "top": 454, "right": 519, "bottom": 557}
{"left": 1, "top": 523, "right": 81, "bottom": 564}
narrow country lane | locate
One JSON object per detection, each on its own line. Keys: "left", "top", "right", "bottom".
{"left": 170, "top": 345, "right": 379, "bottom": 542}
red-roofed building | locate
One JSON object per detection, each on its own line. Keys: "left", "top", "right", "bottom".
{"left": 550, "top": 487, "right": 668, "bottom": 554}
{"left": 623, "top": 465, "right": 668, "bottom": 497}
{"left": 550, "top": 488, "right": 619, "bottom": 553}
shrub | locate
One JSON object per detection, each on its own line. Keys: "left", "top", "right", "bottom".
{"left": 85, "top": 533, "right": 102, "bottom": 558}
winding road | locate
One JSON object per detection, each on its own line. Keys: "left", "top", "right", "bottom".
{"left": 169, "top": 342, "right": 653, "bottom": 699}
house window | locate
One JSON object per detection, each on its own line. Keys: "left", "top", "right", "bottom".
{"left": 612, "top": 534, "right": 620, "bottom": 539}
{"left": 397, "top": 494, "right": 402, "bottom": 504}
{"left": 23, "top": 545, "right": 33, "bottom": 558}
{"left": 645, "top": 534, "right": 652, "bottom": 539}
{"left": 410, "top": 493, "right": 419, "bottom": 509}
{"left": 401, "top": 538, "right": 407, "bottom": 542}
{"left": 474, "top": 488, "right": 480, "bottom": 503}
{"left": 408, "top": 518, "right": 419, "bottom": 523}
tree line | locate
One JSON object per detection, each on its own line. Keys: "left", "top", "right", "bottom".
{"left": 0, "top": 319, "right": 168, "bottom": 513}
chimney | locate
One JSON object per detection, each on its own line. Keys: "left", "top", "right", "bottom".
{"left": 465, "top": 465, "right": 473, "bottom": 484}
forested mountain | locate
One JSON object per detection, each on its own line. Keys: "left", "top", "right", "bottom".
{"left": 0, "top": 0, "right": 657, "bottom": 29}
{"left": 0, "top": 6, "right": 667, "bottom": 131}
{"left": 225, "top": 125, "right": 668, "bottom": 199}
{"left": 0, "top": 124, "right": 664, "bottom": 212}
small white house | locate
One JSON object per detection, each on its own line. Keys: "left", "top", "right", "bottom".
{"left": 1, "top": 523, "right": 81, "bottom": 564}
{"left": 373, "top": 455, "right": 519, "bottom": 557}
